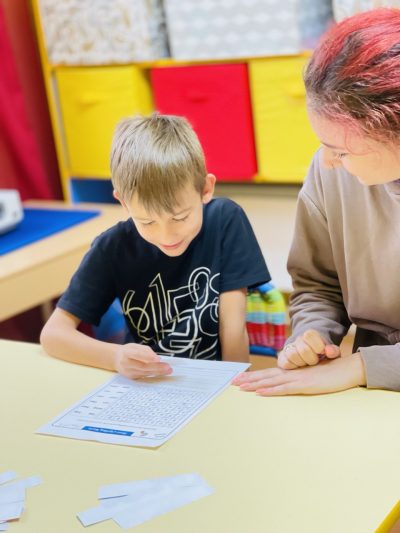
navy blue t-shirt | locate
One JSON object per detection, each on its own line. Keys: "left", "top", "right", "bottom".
{"left": 58, "top": 198, "right": 270, "bottom": 360}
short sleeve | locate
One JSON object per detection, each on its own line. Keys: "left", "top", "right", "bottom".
{"left": 57, "top": 235, "right": 116, "bottom": 325}
{"left": 219, "top": 202, "right": 270, "bottom": 293}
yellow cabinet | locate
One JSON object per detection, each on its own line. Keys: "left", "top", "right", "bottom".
{"left": 250, "top": 57, "right": 319, "bottom": 183}
{"left": 56, "top": 66, "right": 153, "bottom": 178}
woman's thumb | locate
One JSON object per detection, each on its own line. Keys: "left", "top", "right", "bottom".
{"left": 324, "top": 344, "right": 341, "bottom": 359}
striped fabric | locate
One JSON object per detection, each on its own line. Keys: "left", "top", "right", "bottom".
{"left": 247, "top": 282, "right": 287, "bottom": 356}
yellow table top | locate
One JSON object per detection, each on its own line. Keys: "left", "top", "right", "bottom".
{"left": 1, "top": 339, "right": 399, "bottom": 532}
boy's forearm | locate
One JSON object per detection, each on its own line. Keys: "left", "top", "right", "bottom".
{"left": 219, "top": 289, "right": 249, "bottom": 363}
{"left": 221, "top": 329, "right": 250, "bottom": 363}
{"left": 40, "top": 326, "right": 118, "bottom": 371}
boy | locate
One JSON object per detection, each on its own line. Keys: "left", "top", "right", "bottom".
{"left": 41, "top": 114, "right": 270, "bottom": 379}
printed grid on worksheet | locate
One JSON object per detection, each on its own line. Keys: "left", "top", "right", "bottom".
{"left": 54, "top": 377, "right": 215, "bottom": 430}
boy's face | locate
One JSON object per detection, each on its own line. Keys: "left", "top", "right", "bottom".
{"left": 115, "top": 174, "right": 216, "bottom": 257}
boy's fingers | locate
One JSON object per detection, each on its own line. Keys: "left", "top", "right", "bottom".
{"left": 143, "top": 362, "right": 172, "bottom": 374}
{"left": 125, "top": 349, "right": 161, "bottom": 364}
{"left": 125, "top": 360, "right": 172, "bottom": 374}
{"left": 128, "top": 365, "right": 173, "bottom": 379}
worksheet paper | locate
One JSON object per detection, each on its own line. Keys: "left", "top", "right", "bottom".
{"left": 36, "top": 357, "right": 249, "bottom": 447}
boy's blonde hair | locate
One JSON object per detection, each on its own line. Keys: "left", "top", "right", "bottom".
{"left": 110, "top": 113, "right": 207, "bottom": 213}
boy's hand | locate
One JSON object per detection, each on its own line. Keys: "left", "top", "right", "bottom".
{"left": 114, "top": 344, "right": 173, "bottom": 379}
{"left": 278, "top": 329, "right": 341, "bottom": 370}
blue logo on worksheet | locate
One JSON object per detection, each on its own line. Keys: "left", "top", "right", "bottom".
{"left": 82, "top": 426, "right": 134, "bottom": 436}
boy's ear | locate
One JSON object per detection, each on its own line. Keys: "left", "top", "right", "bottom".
{"left": 113, "top": 189, "right": 127, "bottom": 210}
{"left": 202, "top": 174, "right": 216, "bottom": 204}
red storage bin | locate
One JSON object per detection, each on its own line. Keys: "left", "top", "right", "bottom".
{"left": 151, "top": 64, "right": 257, "bottom": 181}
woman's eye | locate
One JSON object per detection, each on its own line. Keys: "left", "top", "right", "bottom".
{"left": 173, "top": 215, "right": 189, "bottom": 222}
{"left": 142, "top": 221, "right": 154, "bottom": 226}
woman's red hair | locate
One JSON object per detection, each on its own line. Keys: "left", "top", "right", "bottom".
{"left": 304, "top": 8, "right": 400, "bottom": 142}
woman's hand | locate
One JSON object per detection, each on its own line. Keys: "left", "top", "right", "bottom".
{"left": 114, "top": 343, "right": 172, "bottom": 379}
{"left": 278, "top": 329, "right": 341, "bottom": 369}
{"left": 232, "top": 353, "right": 366, "bottom": 396}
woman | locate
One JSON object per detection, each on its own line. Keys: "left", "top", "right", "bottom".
{"left": 234, "top": 7, "right": 400, "bottom": 395}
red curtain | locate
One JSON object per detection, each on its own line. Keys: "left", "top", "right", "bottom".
{"left": 0, "top": 2, "right": 59, "bottom": 199}
{"left": 0, "top": 2, "right": 62, "bottom": 341}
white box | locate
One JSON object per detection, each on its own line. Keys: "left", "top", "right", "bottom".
{"left": 39, "top": 0, "right": 169, "bottom": 64}
{"left": 164, "top": 0, "right": 332, "bottom": 60}
{"left": 333, "top": 0, "right": 400, "bottom": 22}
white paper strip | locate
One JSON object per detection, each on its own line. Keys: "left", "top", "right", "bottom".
{"left": 0, "top": 476, "right": 42, "bottom": 492}
{"left": 99, "top": 473, "right": 200, "bottom": 499}
{"left": 78, "top": 474, "right": 212, "bottom": 527}
{"left": 113, "top": 482, "right": 214, "bottom": 529}
{"left": 78, "top": 501, "right": 127, "bottom": 527}
{"left": 99, "top": 496, "right": 128, "bottom": 508}
{"left": 0, "top": 502, "right": 24, "bottom": 521}
{"left": 0, "top": 485, "right": 25, "bottom": 505}
{"left": 98, "top": 478, "right": 162, "bottom": 500}
{"left": 0, "top": 473, "right": 17, "bottom": 486}
{"left": 20, "top": 476, "right": 42, "bottom": 489}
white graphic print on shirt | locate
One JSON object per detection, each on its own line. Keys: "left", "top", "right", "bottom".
{"left": 122, "top": 267, "right": 220, "bottom": 359}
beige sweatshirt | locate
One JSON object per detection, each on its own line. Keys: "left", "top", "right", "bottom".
{"left": 287, "top": 149, "right": 400, "bottom": 391}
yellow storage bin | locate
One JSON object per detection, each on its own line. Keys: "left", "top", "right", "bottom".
{"left": 249, "top": 57, "right": 320, "bottom": 183}
{"left": 56, "top": 66, "right": 153, "bottom": 178}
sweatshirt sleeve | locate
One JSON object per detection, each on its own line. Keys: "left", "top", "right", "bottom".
{"left": 359, "top": 345, "right": 400, "bottom": 391}
{"left": 286, "top": 153, "right": 351, "bottom": 347}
